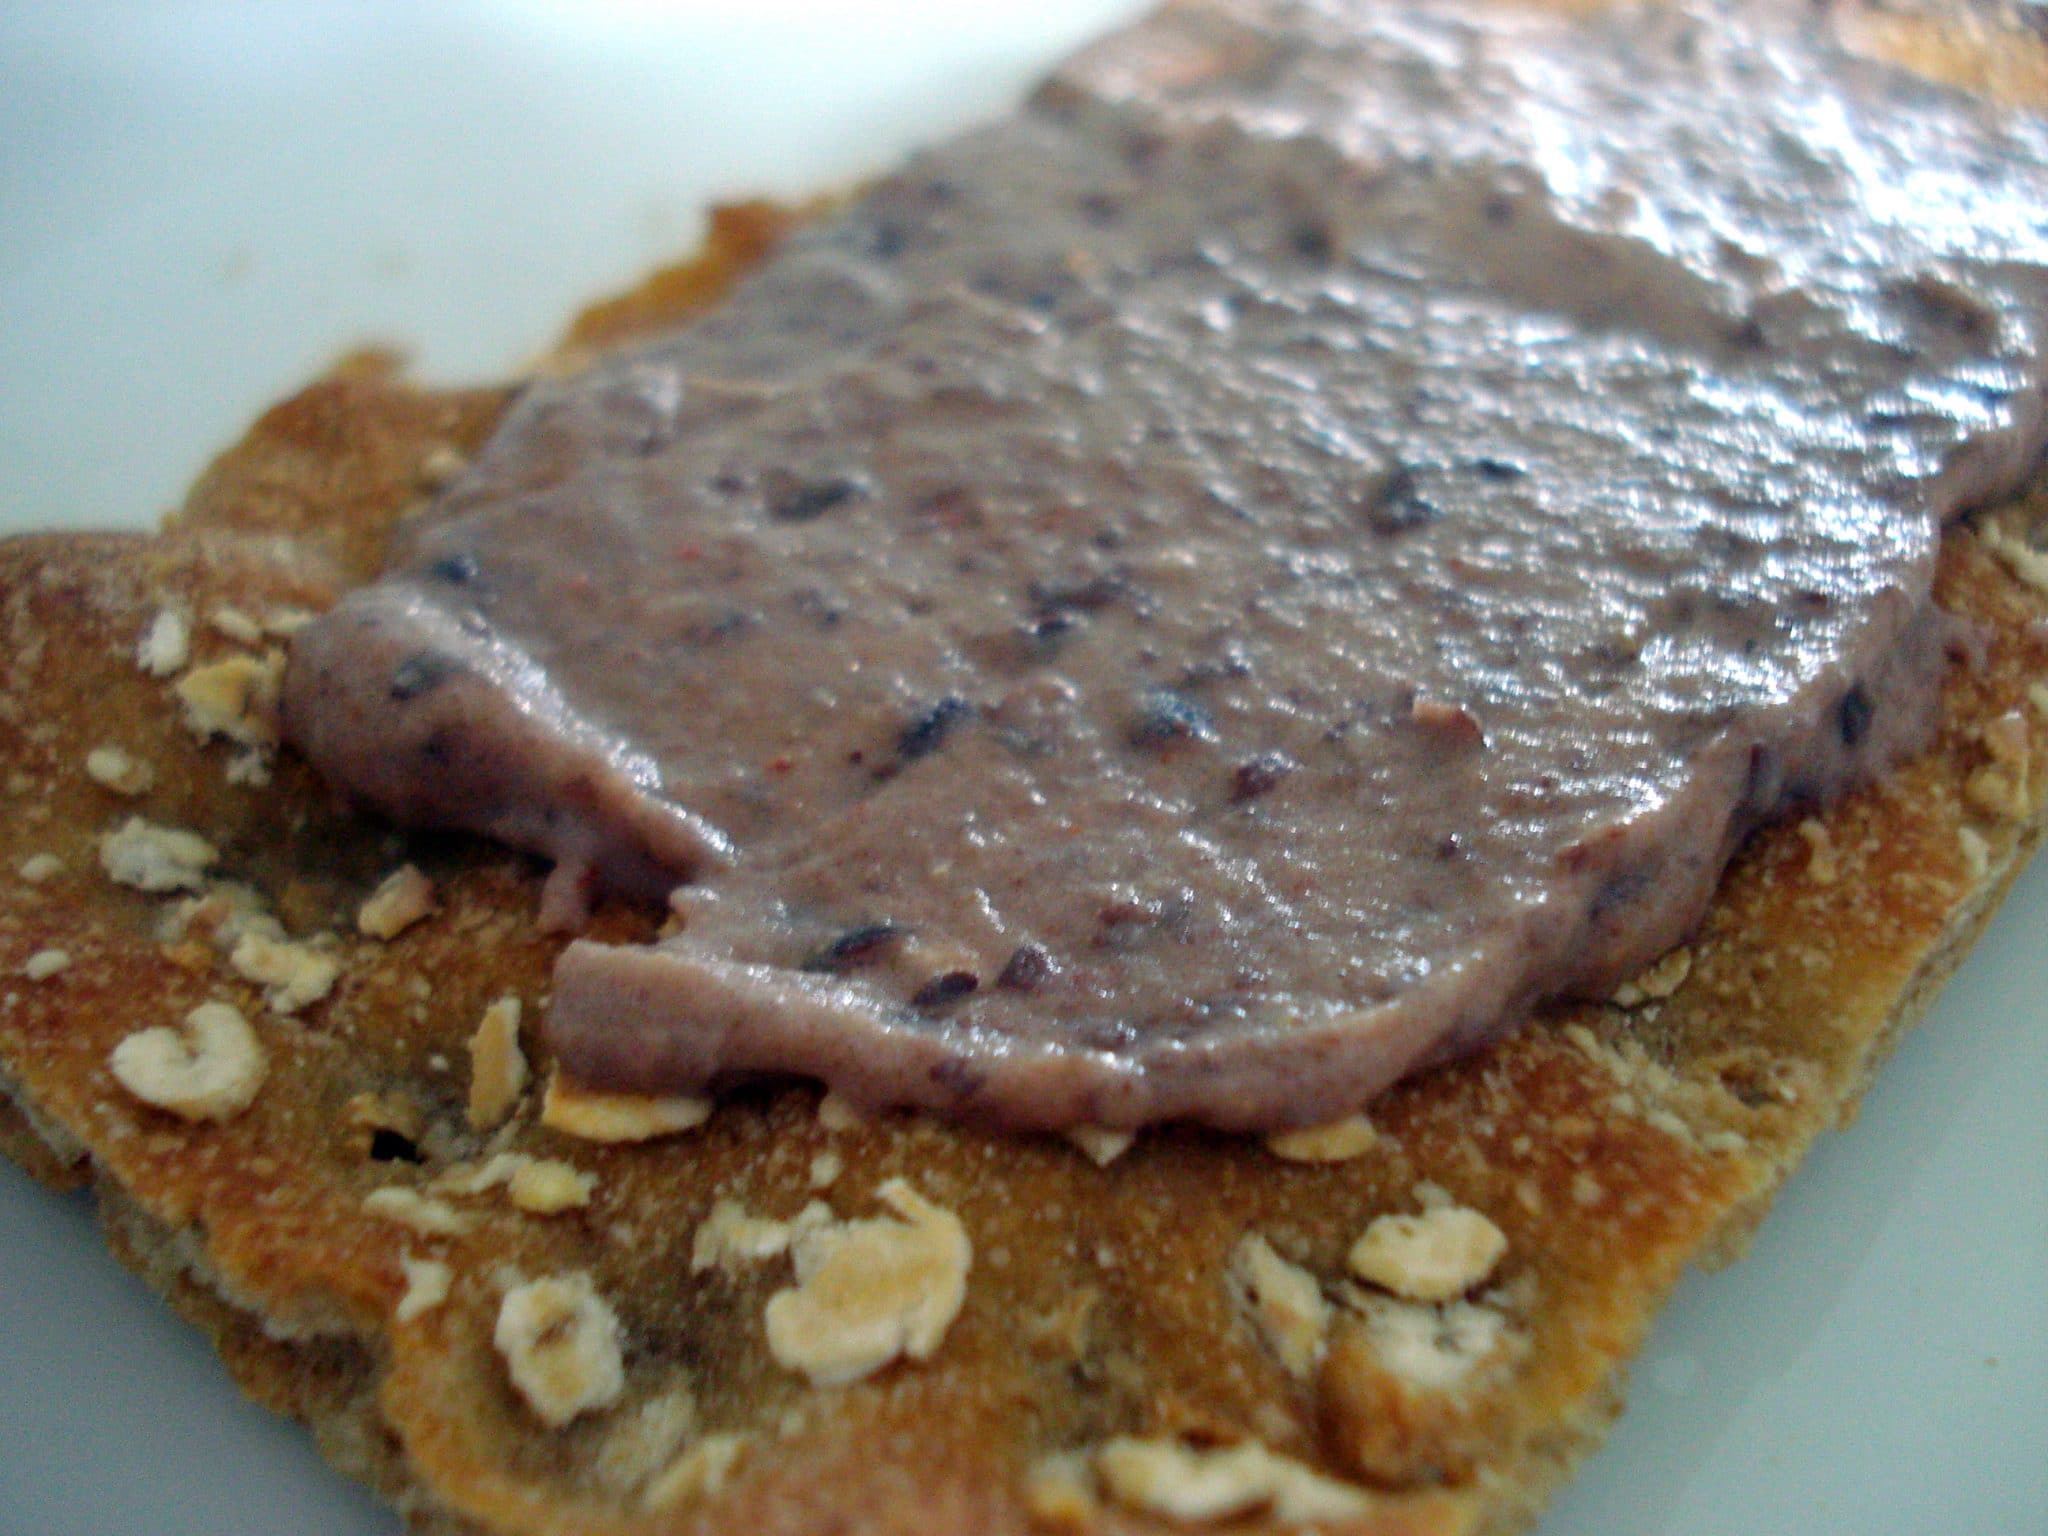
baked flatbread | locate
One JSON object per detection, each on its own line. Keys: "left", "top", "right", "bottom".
{"left": 4, "top": 7, "right": 2046, "bottom": 1534}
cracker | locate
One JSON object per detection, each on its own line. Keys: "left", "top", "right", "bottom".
{"left": 4, "top": 34, "right": 2046, "bottom": 1536}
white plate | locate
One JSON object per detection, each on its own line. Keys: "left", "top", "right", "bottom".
{"left": 1, "top": 6, "right": 2043, "bottom": 1533}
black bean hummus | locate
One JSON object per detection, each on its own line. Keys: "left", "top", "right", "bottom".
{"left": 286, "top": 0, "right": 2048, "bottom": 1130}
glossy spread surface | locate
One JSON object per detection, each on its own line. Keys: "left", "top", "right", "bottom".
{"left": 286, "top": 0, "right": 2048, "bottom": 1129}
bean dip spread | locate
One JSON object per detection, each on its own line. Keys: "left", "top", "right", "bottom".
{"left": 286, "top": 0, "right": 2048, "bottom": 1131}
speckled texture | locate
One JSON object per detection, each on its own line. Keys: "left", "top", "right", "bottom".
{"left": 287, "top": 0, "right": 2048, "bottom": 1131}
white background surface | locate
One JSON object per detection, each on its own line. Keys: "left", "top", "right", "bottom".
{"left": 1, "top": 5, "right": 2043, "bottom": 1533}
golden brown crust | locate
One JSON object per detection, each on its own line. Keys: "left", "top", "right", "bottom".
{"left": 6, "top": 21, "right": 2048, "bottom": 1532}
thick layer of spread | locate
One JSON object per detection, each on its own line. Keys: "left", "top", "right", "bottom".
{"left": 285, "top": 0, "right": 2048, "bottom": 1131}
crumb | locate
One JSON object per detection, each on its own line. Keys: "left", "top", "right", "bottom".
{"left": 763, "top": 1180, "right": 970, "bottom": 1386}
{"left": 1797, "top": 818, "right": 1838, "bottom": 885}
{"left": 807, "top": 1150, "right": 844, "bottom": 1190}
{"left": 1226, "top": 1234, "right": 1331, "bottom": 1380}
{"left": 816, "top": 1090, "right": 865, "bottom": 1132}
{"left": 135, "top": 608, "right": 191, "bottom": 678}
{"left": 1094, "top": 1437, "right": 1371, "bottom": 1524}
{"left": 357, "top": 864, "right": 437, "bottom": 939}
{"left": 158, "top": 880, "right": 282, "bottom": 952}
{"left": 1612, "top": 945, "right": 1692, "bottom": 1007}
{"left": 1023, "top": 1451, "right": 1100, "bottom": 1528}
{"left": 21, "top": 948, "right": 71, "bottom": 981}
{"left": 108, "top": 1001, "right": 266, "bottom": 1122}
{"left": 540, "top": 1074, "right": 710, "bottom": 1143}
{"left": 644, "top": 1433, "right": 749, "bottom": 1510}
{"left": 84, "top": 745, "right": 155, "bottom": 797}
{"left": 1263, "top": 1113, "right": 1378, "bottom": 1163}
{"left": 596, "top": 1389, "right": 699, "bottom": 1493}
{"left": 1982, "top": 522, "right": 2048, "bottom": 594}
{"left": 228, "top": 932, "right": 340, "bottom": 1015}
{"left": 396, "top": 1253, "right": 453, "bottom": 1322}
{"left": 434, "top": 1152, "right": 530, "bottom": 1198}
{"left": 208, "top": 606, "right": 265, "bottom": 646}
{"left": 467, "top": 996, "right": 528, "bottom": 1130}
{"left": 173, "top": 650, "right": 284, "bottom": 750}
{"left": 262, "top": 606, "right": 318, "bottom": 637}
{"left": 1965, "top": 708, "right": 2032, "bottom": 820}
{"left": 17, "top": 853, "right": 63, "bottom": 885}
{"left": 1958, "top": 824, "right": 1992, "bottom": 881}
{"left": 1347, "top": 1206, "right": 1507, "bottom": 1303}
{"left": 364, "top": 1186, "right": 474, "bottom": 1238}
{"left": 507, "top": 1159, "right": 597, "bottom": 1215}
{"left": 1064, "top": 1125, "right": 1135, "bottom": 1166}
{"left": 494, "top": 1273, "right": 626, "bottom": 1428}
{"left": 99, "top": 817, "right": 216, "bottom": 893}
{"left": 692, "top": 1199, "right": 818, "bottom": 1274}
{"left": 1339, "top": 1294, "right": 1511, "bottom": 1390}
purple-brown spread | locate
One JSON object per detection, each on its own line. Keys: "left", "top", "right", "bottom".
{"left": 285, "top": 0, "right": 2048, "bottom": 1130}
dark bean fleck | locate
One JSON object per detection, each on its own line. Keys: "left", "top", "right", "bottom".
{"left": 1230, "top": 752, "right": 1296, "bottom": 803}
{"left": 1291, "top": 220, "right": 1335, "bottom": 262}
{"left": 790, "top": 587, "right": 846, "bottom": 628}
{"left": 911, "top": 970, "right": 980, "bottom": 1010}
{"left": 1435, "top": 833, "right": 1464, "bottom": 860}
{"left": 368, "top": 1128, "right": 422, "bottom": 1164}
{"left": 1838, "top": 683, "right": 1875, "bottom": 747}
{"left": 1482, "top": 191, "right": 1516, "bottom": 226}
{"left": 1727, "top": 314, "right": 1769, "bottom": 351}
{"left": 1030, "top": 573, "right": 1128, "bottom": 617}
{"left": 802, "top": 923, "right": 905, "bottom": 973}
{"left": 769, "top": 476, "right": 867, "bottom": 523}
{"left": 898, "top": 695, "right": 975, "bottom": 761}
{"left": 686, "top": 610, "right": 757, "bottom": 646}
{"left": 1077, "top": 191, "right": 1122, "bottom": 225}
{"left": 1361, "top": 464, "right": 1441, "bottom": 536}
{"left": 428, "top": 553, "right": 478, "bottom": 585}
{"left": 390, "top": 652, "right": 458, "bottom": 702}
{"left": 869, "top": 219, "right": 909, "bottom": 259}
{"left": 996, "top": 943, "right": 1056, "bottom": 991}
{"left": 1028, "top": 612, "right": 1078, "bottom": 655}
{"left": 1471, "top": 456, "right": 1526, "bottom": 481}
{"left": 1130, "top": 687, "right": 1215, "bottom": 749}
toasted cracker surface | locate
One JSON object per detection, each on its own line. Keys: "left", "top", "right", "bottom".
{"left": 6, "top": 30, "right": 2048, "bottom": 1536}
